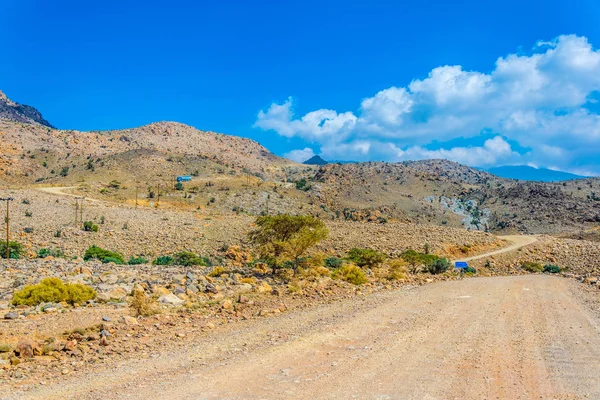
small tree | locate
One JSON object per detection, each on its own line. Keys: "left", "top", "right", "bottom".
{"left": 346, "top": 248, "right": 386, "bottom": 268}
{"left": 248, "top": 214, "right": 329, "bottom": 272}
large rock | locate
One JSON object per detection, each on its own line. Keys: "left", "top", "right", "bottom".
{"left": 158, "top": 293, "right": 184, "bottom": 305}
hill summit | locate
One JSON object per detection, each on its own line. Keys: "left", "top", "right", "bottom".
{"left": 0, "top": 90, "right": 54, "bottom": 128}
{"left": 303, "top": 155, "right": 328, "bottom": 165}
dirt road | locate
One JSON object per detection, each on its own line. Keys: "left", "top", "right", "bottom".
{"left": 16, "top": 275, "right": 600, "bottom": 400}
{"left": 456, "top": 234, "right": 538, "bottom": 262}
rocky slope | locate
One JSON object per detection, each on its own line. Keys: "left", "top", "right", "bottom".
{"left": 1, "top": 90, "right": 599, "bottom": 235}
{"left": 0, "top": 91, "right": 53, "bottom": 128}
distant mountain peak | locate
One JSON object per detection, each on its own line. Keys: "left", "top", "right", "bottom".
{"left": 0, "top": 90, "right": 54, "bottom": 128}
{"left": 303, "top": 155, "right": 328, "bottom": 165}
{"left": 487, "top": 165, "right": 587, "bottom": 182}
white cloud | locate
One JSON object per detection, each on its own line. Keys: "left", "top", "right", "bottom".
{"left": 390, "top": 136, "right": 520, "bottom": 166}
{"left": 255, "top": 35, "right": 600, "bottom": 174}
{"left": 284, "top": 147, "right": 315, "bottom": 163}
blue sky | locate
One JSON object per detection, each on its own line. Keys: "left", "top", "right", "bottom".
{"left": 2, "top": 0, "right": 600, "bottom": 175}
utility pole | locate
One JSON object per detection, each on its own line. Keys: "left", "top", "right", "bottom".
{"left": 74, "top": 197, "right": 84, "bottom": 226}
{"left": 0, "top": 197, "right": 14, "bottom": 259}
{"left": 135, "top": 186, "right": 139, "bottom": 208}
{"left": 266, "top": 194, "right": 270, "bottom": 216}
{"left": 156, "top": 183, "right": 160, "bottom": 208}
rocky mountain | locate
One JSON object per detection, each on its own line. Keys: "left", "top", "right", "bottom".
{"left": 0, "top": 90, "right": 54, "bottom": 128}
{"left": 487, "top": 165, "right": 587, "bottom": 182}
{"left": 307, "top": 160, "right": 600, "bottom": 234}
{"left": 1, "top": 90, "right": 599, "bottom": 235}
{"left": 303, "top": 155, "right": 328, "bottom": 165}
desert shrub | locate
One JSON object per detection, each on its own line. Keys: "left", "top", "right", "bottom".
{"left": 0, "top": 241, "right": 24, "bottom": 259}
{"left": 0, "top": 344, "right": 11, "bottom": 353}
{"left": 83, "top": 245, "right": 125, "bottom": 264}
{"left": 332, "top": 265, "right": 367, "bottom": 285}
{"left": 295, "top": 178, "right": 311, "bottom": 191}
{"left": 543, "top": 264, "right": 561, "bottom": 274}
{"left": 400, "top": 249, "right": 439, "bottom": 273}
{"left": 464, "top": 266, "right": 477, "bottom": 274}
{"left": 153, "top": 255, "right": 174, "bottom": 266}
{"left": 128, "top": 256, "right": 149, "bottom": 265}
{"left": 386, "top": 259, "right": 408, "bottom": 281}
{"left": 129, "top": 290, "right": 160, "bottom": 317}
{"left": 324, "top": 257, "right": 344, "bottom": 269}
{"left": 173, "top": 251, "right": 205, "bottom": 266}
{"left": 425, "top": 257, "right": 451, "bottom": 274}
{"left": 346, "top": 248, "right": 386, "bottom": 268}
{"left": 37, "top": 248, "right": 65, "bottom": 258}
{"left": 83, "top": 221, "right": 99, "bottom": 232}
{"left": 24, "top": 210, "right": 33, "bottom": 217}
{"left": 521, "top": 261, "right": 543, "bottom": 273}
{"left": 208, "top": 266, "right": 226, "bottom": 277}
{"left": 175, "top": 182, "right": 184, "bottom": 191}
{"left": 12, "top": 277, "right": 96, "bottom": 306}
{"left": 23, "top": 227, "right": 34, "bottom": 234}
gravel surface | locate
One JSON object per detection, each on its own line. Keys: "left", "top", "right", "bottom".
{"left": 10, "top": 275, "right": 600, "bottom": 400}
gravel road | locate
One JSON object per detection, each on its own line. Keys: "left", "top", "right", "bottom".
{"left": 15, "top": 275, "right": 600, "bottom": 400}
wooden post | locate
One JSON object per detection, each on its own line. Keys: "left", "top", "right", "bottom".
{"left": 156, "top": 183, "right": 160, "bottom": 208}
{"left": 0, "top": 198, "right": 13, "bottom": 259}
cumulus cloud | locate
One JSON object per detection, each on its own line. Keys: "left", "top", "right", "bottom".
{"left": 284, "top": 147, "right": 315, "bottom": 163}
{"left": 255, "top": 35, "right": 600, "bottom": 174}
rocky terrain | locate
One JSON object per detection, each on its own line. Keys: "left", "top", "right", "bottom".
{"left": 1, "top": 89, "right": 599, "bottom": 235}
{"left": 0, "top": 91, "right": 53, "bottom": 128}
{"left": 0, "top": 188, "right": 503, "bottom": 260}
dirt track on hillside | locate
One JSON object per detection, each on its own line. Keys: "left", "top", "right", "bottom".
{"left": 456, "top": 234, "right": 539, "bottom": 262}
{"left": 16, "top": 275, "right": 600, "bottom": 400}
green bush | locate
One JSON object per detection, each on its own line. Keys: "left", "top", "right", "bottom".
{"left": 37, "top": 248, "right": 65, "bottom": 258}
{"left": 425, "top": 257, "right": 451, "bottom": 274}
{"left": 83, "top": 221, "right": 98, "bottom": 232}
{"left": 83, "top": 245, "right": 125, "bottom": 264}
{"left": 128, "top": 256, "right": 149, "bottom": 265}
{"left": 0, "top": 241, "right": 24, "bottom": 259}
{"left": 521, "top": 261, "right": 543, "bottom": 273}
{"left": 11, "top": 277, "right": 96, "bottom": 306}
{"left": 332, "top": 265, "right": 367, "bottom": 285}
{"left": 400, "top": 249, "right": 440, "bottom": 273}
{"left": 153, "top": 255, "right": 174, "bottom": 266}
{"left": 173, "top": 251, "right": 205, "bottom": 266}
{"left": 543, "top": 264, "right": 561, "bottom": 274}
{"left": 464, "top": 266, "right": 477, "bottom": 274}
{"left": 324, "top": 257, "right": 344, "bottom": 269}
{"left": 346, "top": 248, "right": 386, "bottom": 268}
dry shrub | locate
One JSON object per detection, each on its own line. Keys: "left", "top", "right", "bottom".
{"left": 332, "top": 265, "right": 367, "bottom": 285}
{"left": 306, "top": 253, "right": 326, "bottom": 268}
{"left": 129, "top": 290, "right": 160, "bottom": 317}
{"left": 12, "top": 278, "right": 96, "bottom": 306}
{"left": 386, "top": 259, "right": 409, "bottom": 281}
{"left": 239, "top": 277, "right": 256, "bottom": 285}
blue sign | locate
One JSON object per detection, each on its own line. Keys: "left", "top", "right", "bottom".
{"left": 455, "top": 261, "right": 468, "bottom": 269}
{"left": 177, "top": 176, "right": 192, "bottom": 182}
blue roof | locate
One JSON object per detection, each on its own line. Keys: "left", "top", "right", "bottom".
{"left": 455, "top": 261, "right": 469, "bottom": 268}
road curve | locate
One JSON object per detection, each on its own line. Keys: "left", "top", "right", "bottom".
{"left": 455, "top": 234, "right": 538, "bottom": 263}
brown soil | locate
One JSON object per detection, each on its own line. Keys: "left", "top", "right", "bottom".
{"left": 12, "top": 275, "right": 600, "bottom": 399}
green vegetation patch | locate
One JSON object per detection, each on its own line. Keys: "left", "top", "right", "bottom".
{"left": 83, "top": 245, "right": 125, "bottom": 264}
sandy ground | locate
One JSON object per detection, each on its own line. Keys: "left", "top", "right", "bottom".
{"left": 11, "top": 274, "right": 600, "bottom": 400}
